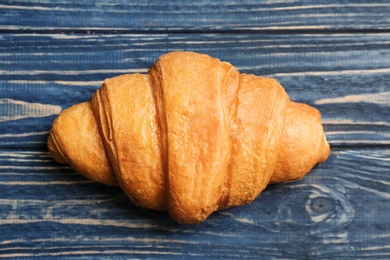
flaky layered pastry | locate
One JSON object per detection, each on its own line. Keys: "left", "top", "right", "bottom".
{"left": 48, "top": 51, "right": 330, "bottom": 224}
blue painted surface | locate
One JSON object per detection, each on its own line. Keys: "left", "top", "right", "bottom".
{"left": 1, "top": 1, "right": 389, "bottom": 258}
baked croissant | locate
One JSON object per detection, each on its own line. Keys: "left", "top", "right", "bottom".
{"left": 48, "top": 51, "right": 330, "bottom": 224}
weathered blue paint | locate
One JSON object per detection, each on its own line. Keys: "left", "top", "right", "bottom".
{"left": 0, "top": 1, "right": 389, "bottom": 258}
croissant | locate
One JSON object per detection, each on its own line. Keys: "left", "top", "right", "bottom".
{"left": 47, "top": 51, "right": 330, "bottom": 224}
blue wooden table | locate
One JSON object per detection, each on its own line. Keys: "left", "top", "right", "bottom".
{"left": 1, "top": 1, "right": 389, "bottom": 258}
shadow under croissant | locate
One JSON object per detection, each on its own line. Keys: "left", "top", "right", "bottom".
{"left": 47, "top": 51, "right": 330, "bottom": 224}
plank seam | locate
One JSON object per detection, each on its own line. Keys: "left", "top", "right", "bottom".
{"left": 1, "top": 28, "right": 390, "bottom": 35}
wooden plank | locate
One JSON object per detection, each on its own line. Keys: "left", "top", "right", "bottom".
{"left": 1, "top": 33, "right": 389, "bottom": 148}
{"left": 2, "top": 1, "right": 388, "bottom": 259}
{"left": 1, "top": 0, "right": 390, "bottom": 32}
{"left": 0, "top": 148, "right": 389, "bottom": 258}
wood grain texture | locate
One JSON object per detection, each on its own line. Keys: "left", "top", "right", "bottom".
{"left": 1, "top": 0, "right": 389, "bottom": 258}
{"left": 0, "top": 149, "right": 389, "bottom": 258}
{"left": 1, "top": 0, "right": 390, "bottom": 32}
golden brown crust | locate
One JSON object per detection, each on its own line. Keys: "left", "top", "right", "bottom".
{"left": 47, "top": 51, "right": 330, "bottom": 224}
{"left": 150, "top": 52, "right": 240, "bottom": 223}
{"left": 270, "top": 102, "right": 330, "bottom": 183}
{"left": 47, "top": 102, "right": 116, "bottom": 186}
{"left": 90, "top": 74, "right": 166, "bottom": 210}
{"left": 222, "top": 75, "right": 289, "bottom": 208}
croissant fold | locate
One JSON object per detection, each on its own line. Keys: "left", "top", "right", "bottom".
{"left": 48, "top": 51, "right": 330, "bottom": 224}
